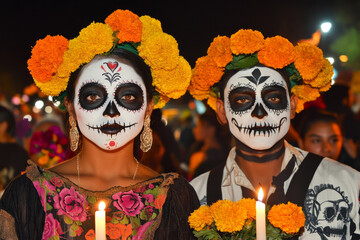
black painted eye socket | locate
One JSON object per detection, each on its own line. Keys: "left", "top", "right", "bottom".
{"left": 261, "top": 86, "right": 288, "bottom": 110}
{"left": 228, "top": 87, "right": 255, "bottom": 112}
{"left": 115, "top": 83, "right": 144, "bottom": 110}
{"left": 79, "top": 82, "right": 107, "bottom": 110}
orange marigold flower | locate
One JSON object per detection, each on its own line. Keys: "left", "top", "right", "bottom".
{"left": 319, "top": 81, "right": 332, "bottom": 92}
{"left": 188, "top": 205, "right": 214, "bottom": 231}
{"left": 106, "top": 223, "right": 132, "bottom": 240}
{"left": 212, "top": 199, "right": 247, "bottom": 233}
{"left": 295, "top": 98, "right": 306, "bottom": 113}
{"left": 291, "top": 84, "right": 320, "bottom": 103}
{"left": 237, "top": 198, "right": 256, "bottom": 220}
{"left": 258, "top": 36, "right": 295, "bottom": 69}
{"left": 154, "top": 94, "right": 170, "bottom": 109}
{"left": 267, "top": 202, "right": 305, "bottom": 235}
{"left": 230, "top": 29, "right": 264, "bottom": 55}
{"left": 188, "top": 84, "right": 210, "bottom": 101}
{"left": 304, "top": 59, "right": 333, "bottom": 88}
{"left": 105, "top": 9, "right": 142, "bottom": 44}
{"left": 207, "top": 36, "right": 233, "bottom": 68}
{"left": 294, "top": 43, "right": 325, "bottom": 80}
{"left": 191, "top": 56, "right": 224, "bottom": 91}
{"left": 28, "top": 35, "right": 69, "bottom": 83}
{"left": 207, "top": 96, "right": 218, "bottom": 111}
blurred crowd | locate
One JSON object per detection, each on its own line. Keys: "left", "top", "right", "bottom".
{"left": 2, "top": 70, "right": 360, "bottom": 196}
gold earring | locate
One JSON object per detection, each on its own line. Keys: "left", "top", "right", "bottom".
{"left": 140, "top": 114, "right": 153, "bottom": 152}
{"left": 69, "top": 115, "right": 79, "bottom": 152}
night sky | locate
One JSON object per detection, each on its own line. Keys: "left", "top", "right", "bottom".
{"left": 0, "top": 0, "right": 354, "bottom": 98}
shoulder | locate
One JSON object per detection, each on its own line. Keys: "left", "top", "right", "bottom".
{"left": 190, "top": 171, "right": 210, "bottom": 205}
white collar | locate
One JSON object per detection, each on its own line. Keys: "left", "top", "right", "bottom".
{"left": 222, "top": 141, "right": 304, "bottom": 190}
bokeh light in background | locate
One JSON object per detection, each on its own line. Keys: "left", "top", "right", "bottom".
{"left": 321, "top": 22, "right": 332, "bottom": 33}
{"left": 339, "top": 55, "right": 348, "bottom": 63}
{"left": 326, "top": 57, "right": 335, "bottom": 64}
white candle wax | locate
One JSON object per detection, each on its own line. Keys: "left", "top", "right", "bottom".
{"left": 95, "top": 201, "right": 106, "bottom": 240}
{"left": 256, "top": 188, "right": 266, "bottom": 240}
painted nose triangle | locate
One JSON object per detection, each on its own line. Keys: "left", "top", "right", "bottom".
{"left": 103, "top": 101, "right": 120, "bottom": 117}
{"left": 251, "top": 103, "right": 268, "bottom": 119}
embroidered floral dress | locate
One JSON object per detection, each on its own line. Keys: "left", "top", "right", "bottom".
{"left": 0, "top": 161, "right": 199, "bottom": 240}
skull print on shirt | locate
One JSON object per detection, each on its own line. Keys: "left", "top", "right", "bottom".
{"left": 224, "top": 66, "right": 291, "bottom": 150}
{"left": 74, "top": 57, "right": 147, "bottom": 150}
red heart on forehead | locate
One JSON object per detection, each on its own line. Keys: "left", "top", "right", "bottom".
{"left": 106, "top": 62, "right": 118, "bottom": 72}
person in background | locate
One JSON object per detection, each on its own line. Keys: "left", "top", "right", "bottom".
{"left": 295, "top": 107, "right": 360, "bottom": 170}
{"left": 0, "top": 105, "right": 29, "bottom": 195}
{"left": 189, "top": 110, "right": 229, "bottom": 179}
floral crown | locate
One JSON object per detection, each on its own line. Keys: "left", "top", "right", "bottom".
{"left": 27, "top": 9, "right": 191, "bottom": 109}
{"left": 189, "top": 29, "right": 334, "bottom": 113}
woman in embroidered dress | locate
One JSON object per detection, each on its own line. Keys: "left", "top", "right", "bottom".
{"left": 0, "top": 9, "right": 199, "bottom": 239}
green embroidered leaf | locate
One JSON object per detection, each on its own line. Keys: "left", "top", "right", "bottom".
{"left": 64, "top": 215, "right": 73, "bottom": 225}
{"left": 87, "top": 196, "right": 97, "bottom": 205}
{"left": 43, "top": 172, "right": 52, "bottom": 181}
{"left": 150, "top": 212, "right": 157, "bottom": 220}
{"left": 48, "top": 236, "right": 60, "bottom": 240}
{"left": 45, "top": 203, "right": 53, "bottom": 211}
{"left": 120, "top": 216, "right": 129, "bottom": 225}
{"left": 111, "top": 217, "right": 120, "bottom": 224}
{"left": 140, "top": 210, "right": 148, "bottom": 221}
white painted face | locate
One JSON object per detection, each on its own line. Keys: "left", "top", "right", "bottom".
{"left": 224, "top": 66, "right": 291, "bottom": 150}
{"left": 74, "top": 57, "right": 147, "bottom": 150}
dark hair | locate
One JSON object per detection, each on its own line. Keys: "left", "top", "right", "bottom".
{"left": 65, "top": 48, "right": 153, "bottom": 158}
{"left": 0, "top": 105, "right": 16, "bottom": 137}
{"left": 294, "top": 107, "right": 342, "bottom": 140}
{"left": 218, "top": 64, "right": 291, "bottom": 100}
{"left": 66, "top": 48, "right": 153, "bottom": 103}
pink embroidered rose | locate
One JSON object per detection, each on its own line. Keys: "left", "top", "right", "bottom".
{"left": 143, "top": 193, "right": 154, "bottom": 203}
{"left": 112, "top": 190, "right": 144, "bottom": 216}
{"left": 54, "top": 186, "right": 88, "bottom": 221}
{"left": 50, "top": 176, "right": 64, "bottom": 187}
{"left": 133, "top": 221, "right": 153, "bottom": 240}
{"left": 42, "top": 213, "right": 63, "bottom": 239}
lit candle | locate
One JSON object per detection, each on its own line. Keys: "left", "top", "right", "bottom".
{"left": 95, "top": 201, "right": 106, "bottom": 240}
{"left": 256, "top": 188, "right": 266, "bottom": 240}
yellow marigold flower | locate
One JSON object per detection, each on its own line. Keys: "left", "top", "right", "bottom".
{"left": 188, "top": 205, "right": 214, "bottom": 231}
{"left": 138, "top": 32, "right": 180, "bottom": 70}
{"left": 154, "top": 94, "right": 170, "bottom": 109}
{"left": 237, "top": 198, "right": 256, "bottom": 220}
{"left": 258, "top": 36, "right": 295, "bottom": 69}
{"left": 291, "top": 84, "right": 320, "bottom": 102}
{"left": 295, "top": 98, "right": 305, "bottom": 113}
{"left": 28, "top": 35, "right": 69, "bottom": 83}
{"left": 152, "top": 56, "right": 191, "bottom": 99}
{"left": 230, "top": 29, "right": 264, "bottom": 55}
{"left": 207, "top": 96, "right": 218, "bottom": 111}
{"left": 188, "top": 84, "right": 210, "bottom": 101}
{"left": 212, "top": 199, "right": 247, "bottom": 233}
{"left": 294, "top": 43, "right": 325, "bottom": 80}
{"left": 191, "top": 56, "right": 224, "bottom": 91}
{"left": 267, "top": 202, "right": 305, "bottom": 235}
{"left": 105, "top": 9, "right": 142, "bottom": 44}
{"left": 319, "top": 81, "right": 332, "bottom": 92}
{"left": 207, "top": 36, "right": 233, "bottom": 68}
{"left": 34, "top": 74, "right": 69, "bottom": 96}
{"left": 140, "top": 15, "right": 163, "bottom": 42}
{"left": 304, "top": 59, "right": 333, "bottom": 88}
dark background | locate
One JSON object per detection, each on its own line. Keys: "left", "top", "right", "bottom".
{"left": 1, "top": 0, "right": 359, "bottom": 98}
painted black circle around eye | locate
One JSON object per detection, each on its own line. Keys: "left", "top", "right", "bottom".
{"left": 115, "top": 83, "right": 144, "bottom": 110}
{"left": 261, "top": 86, "right": 288, "bottom": 110}
{"left": 78, "top": 82, "right": 107, "bottom": 110}
{"left": 228, "top": 87, "right": 255, "bottom": 112}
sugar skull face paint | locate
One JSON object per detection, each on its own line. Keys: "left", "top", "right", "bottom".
{"left": 224, "top": 66, "right": 291, "bottom": 150}
{"left": 74, "top": 57, "right": 147, "bottom": 150}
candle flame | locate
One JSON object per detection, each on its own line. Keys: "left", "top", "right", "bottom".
{"left": 258, "top": 187, "right": 264, "bottom": 202}
{"left": 99, "top": 201, "right": 106, "bottom": 211}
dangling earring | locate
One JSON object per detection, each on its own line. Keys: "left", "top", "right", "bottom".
{"left": 140, "top": 114, "right": 153, "bottom": 152}
{"left": 69, "top": 115, "right": 79, "bottom": 152}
